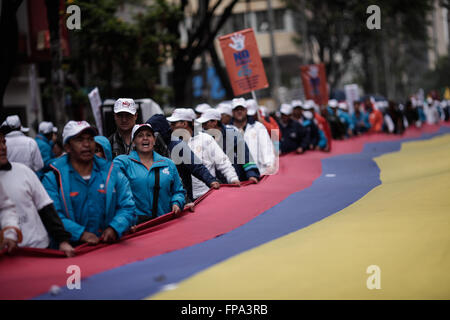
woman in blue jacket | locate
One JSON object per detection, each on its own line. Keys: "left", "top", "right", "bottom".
{"left": 113, "top": 124, "right": 186, "bottom": 224}
{"left": 94, "top": 136, "right": 113, "bottom": 162}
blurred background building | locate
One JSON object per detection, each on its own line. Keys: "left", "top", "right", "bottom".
{"left": 1, "top": 0, "right": 449, "bottom": 130}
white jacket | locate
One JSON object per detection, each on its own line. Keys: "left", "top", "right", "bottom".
{"left": 0, "top": 180, "right": 20, "bottom": 241}
{"left": 188, "top": 132, "right": 238, "bottom": 199}
{"left": 242, "top": 120, "right": 276, "bottom": 176}
{"left": 5, "top": 131, "right": 44, "bottom": 172}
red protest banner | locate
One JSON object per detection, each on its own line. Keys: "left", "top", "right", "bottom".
{"left": 300, "top": 63, "right": 329, "bottom": 106}
{"left": 219, "top": 28, "right": 269, "bottom": 96}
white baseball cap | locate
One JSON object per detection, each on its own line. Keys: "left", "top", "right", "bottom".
{"left": 114, "top": 98, "right": 137, "bottom": 115}
{"left": 195, "top": 103, "right": 212, "bottom": 114}
{"left": 196, "top": 109, "right": 222, "bottom": 124}
{"left": 38, "top": 121, "right": 58, "bottom": 135}
{"left": 328, "top": 99, "right": 338, "bottom": 108}
{"left": 131, "top": 123, "right": 154, "bottom": 141}
{"left": 62, "top": 120, "right": 98, "bottom": 145}
{"left": 338, "top": 102, "right": 348, "bottom": 110}
{"left": 303, "top": 100, "right": 315, "bottom": 110}
{"left": 291, "top": 100, "right": 303, "bottom": 108}
{"left": 245, "top": 99, "right": 259, "bottom": 116}
{"left": 2, "top": 115, "right": 23, "bottom": 130}
{"left": 231, "top": 98, "right": 246, "bottom": 110}
{"left": 216, "top": 102, "right": 232, "bottom": 116}
{"left": 280, "top": 103, "right": 293, "bottom": 115}
{"left": 166, "top": 108, "right": 196, "bottom": 122}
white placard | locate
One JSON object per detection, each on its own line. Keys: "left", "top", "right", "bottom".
{"left": 88, "top": 87, "right": 103, "bottom": 135}
{"left": 345, "top": 84, "right": 360, "bottom": 114}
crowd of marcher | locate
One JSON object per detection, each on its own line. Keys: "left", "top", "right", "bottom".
{"left": 1, "top": 94, "right": 449, "bottom": 256}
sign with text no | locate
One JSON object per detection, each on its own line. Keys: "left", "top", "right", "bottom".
{"left": 219, "top": 28, "right": 268, "bottom": 96}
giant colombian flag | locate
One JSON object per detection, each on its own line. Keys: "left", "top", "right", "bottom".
{"left": 1, "top": 123, "right": 450, "bottom": 300}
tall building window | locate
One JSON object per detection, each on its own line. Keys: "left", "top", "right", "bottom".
{"left": 231, "top": 12, "right": 246, "bottom": 32}
{"left": 256, "top": 9, "right": 285, "bottom": 32}
{"left": 219, "top": 12, "right": 246, "bottom": 35}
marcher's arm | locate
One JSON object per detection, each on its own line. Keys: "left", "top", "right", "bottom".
{"left": 42, "top": 171, "right": 86, "bottom": 242}
{"left": 169, "top": 161, "right": 186, "bottom": 211}
{"left": 38, "top": 203, "right": 72, "bottom": 244}
{"left": 31, "top": 141, "right": 44, "bottom": 172}
{"left": 108, "top": 170, "right": 136, "bottom": 238}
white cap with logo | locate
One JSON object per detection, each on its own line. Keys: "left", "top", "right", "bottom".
{"left": 62, "top": 121, "right": 97, "bottom": 145}
{"left": 338, "top": 102, "right": 348, "bottom": 110}
{"left": 303, "top": 100, "right": 315, "bottom": 110}
{"left": 280, "top": 103, "right": 293, "bottom": 115}
{"left": 291, "top": 100, "right": 303, "bottom": 108}
{"left": 328, "top": 99, "right": 338, "bottom": 108}
{"left": 38, "top": 121, "right": 58, "bottom": 135}
{"left": 231, "top": 98, "right": 246, "bottom": 110}
{"left": 166, "top": 108, "right": 196, "bottom": 122}
{"left": 245, "top": 99, "right": 259, "bottom": 116}
{"left": 196, "top": 109, "right": 222, "bottom": 124}
{"left": 131, "top": 123, "right": 154, "bottom": 141}
{"left": 195, "top": 103, "right": 212, "bottom": 114}
{"left": 114, "top": 98, "right": 137, "bottom": 115}
{"left": 216, "top": 102, "right": 232, "bottom": 116}
{"left": 2, "top": 115, "right": 29, "bottom": 132}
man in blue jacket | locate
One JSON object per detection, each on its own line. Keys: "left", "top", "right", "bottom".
{"left": 36, "top": 121, "right": 57, "bottom": 179}
{"left": 42, "top": 121, "right": 136, "bottom": 245}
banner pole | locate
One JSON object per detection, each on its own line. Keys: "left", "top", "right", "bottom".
{"left": 251, "top": 90, "right": 258, "bottom": 104}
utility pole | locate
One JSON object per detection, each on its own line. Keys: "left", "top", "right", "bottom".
{"left": 299, "top": 0, "right": 309, "bottom": 65}
{"left": 267, "top": 0, "right": 281, "bottom": 105}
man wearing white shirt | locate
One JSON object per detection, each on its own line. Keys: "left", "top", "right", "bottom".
{"left": 230, "top": 98, "right": 276, "bottom": 176}
{"left": 167, "top": 108, "right": 240, "bottom": 199}
{"left": 0, "top": 180, "right": 21, "bottom": 253}
{"left": 1, "top": 115, "right": 44, "bottom": 172}
{"left": 0, "top": 128, "right": 74, "bottom": 257}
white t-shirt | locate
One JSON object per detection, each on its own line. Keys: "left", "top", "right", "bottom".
{"left": 0, "top": 162, "right": 52, "bottom": 248}
{"left": 0, "top": 180, "right": 20, "bottom": 241}
{"left": 5, "top": 131, "right": 44, "bottom": 172}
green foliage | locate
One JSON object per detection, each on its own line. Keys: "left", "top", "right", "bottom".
{"left": 284, "top": 0, "right": 435, "bottom": 97}
{"left": 68, "top": 0, "right": 182, "bottom": 104}
{"left": 422, "top": 55, "right": 450, "bottom": 94}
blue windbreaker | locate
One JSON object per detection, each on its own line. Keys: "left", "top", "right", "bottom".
{"left": 337, "top": 109, "right": 355, "bottom": 132}
{"left": 42, "top": 154, "right": 136, "bottom": 242}
{"left": 94, "top": 136, "right": 113, "bottom": 162}
{"left": 351, "top": 111, "right": 371, "bottom": 130}
{"left": 36, "top": 133, "right": 54, "bottom": 179}
{"left": 113, "top": 150, "right": 186, "bottom": 218}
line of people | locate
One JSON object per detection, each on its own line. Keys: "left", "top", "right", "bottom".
{"left": 1, "top": 94, "right": 449, "bottom": 256}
